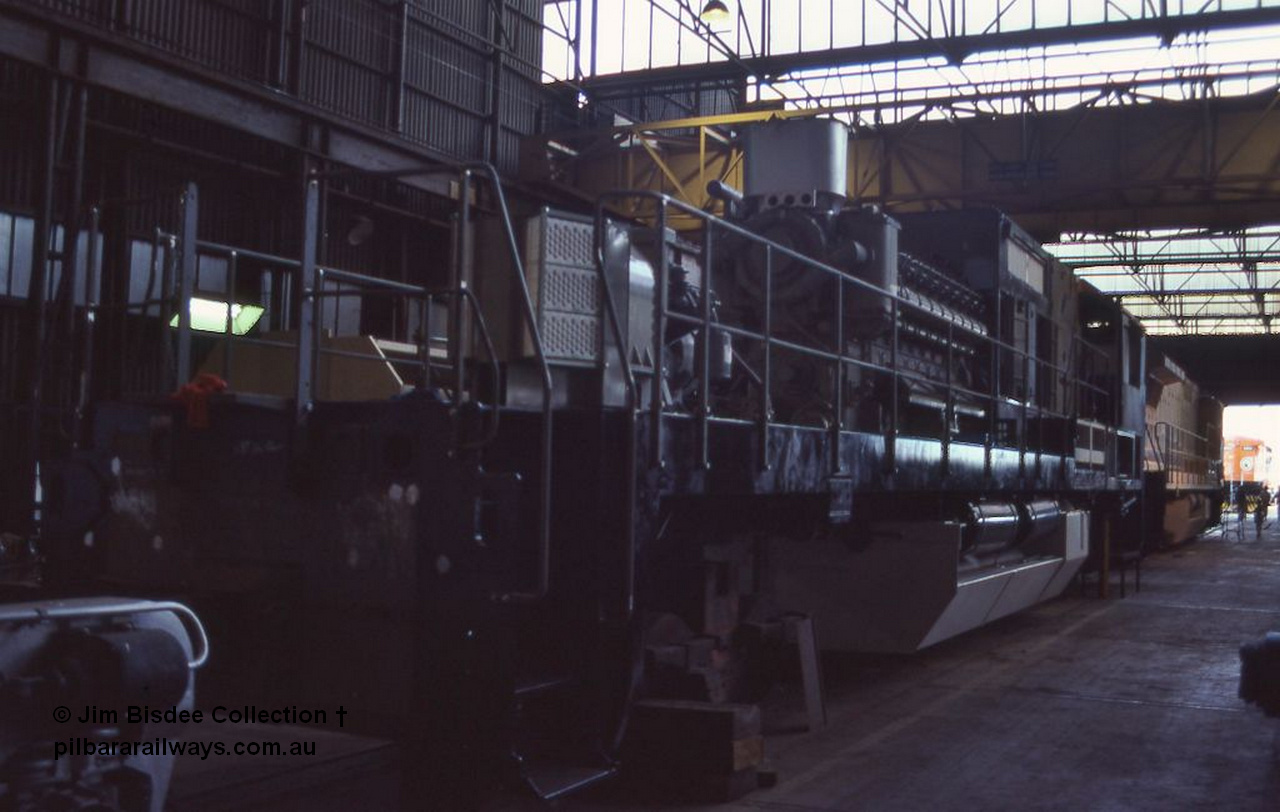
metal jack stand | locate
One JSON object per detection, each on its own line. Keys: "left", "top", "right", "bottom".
{"left": 784, "top": 614, "right": 827, "bottom": 732}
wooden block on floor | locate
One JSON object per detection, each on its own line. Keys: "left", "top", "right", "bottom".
{"left": 625, "top": 700, "right": 765, "bottom": 782}
{"left": 629, "top": 700, "right": 761, "bottom": 741}
{"left": 628, "top": 765, "right": 760, "bottom": 803}
{"left": 626, "top": 734, "right": 764, "bottom": 775}
{"left": 731, "top": 736, "right": 766, "bottom": 772}
{"left": 684, "top": 766, "right": 759, "bottom": 803}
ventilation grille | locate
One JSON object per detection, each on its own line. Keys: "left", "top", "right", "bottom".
{"left": 526, "top": 213, "right": 600, "bottom": 363}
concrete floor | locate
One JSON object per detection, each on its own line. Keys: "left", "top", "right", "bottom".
{"left": 571, "top": 522, "right": 1280, "bottom": 812}
{"left": 169, "top": 520, "right": 1280, "bottom": 810}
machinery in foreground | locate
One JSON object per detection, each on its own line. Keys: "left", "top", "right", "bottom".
{"left": 5, "top": 119, "right": 1176, "bottom": 802}
{"left": 0, "top": 598, "right": 207, "bottom": 811}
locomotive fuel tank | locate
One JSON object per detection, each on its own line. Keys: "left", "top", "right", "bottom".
{"left": 763, "top": 506, "right": 1088, "bottom": 653}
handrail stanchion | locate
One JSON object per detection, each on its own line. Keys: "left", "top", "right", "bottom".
{"left": 1035, "top": 356, "right": 1044, "bottom": 482}
{"left": 158, "top": 236, "right": 176, "bottom": 392}
{"left": 419, "top": 294, "right": 432, "bottom": 391}
{"left": 698, "top": 219, "right": 713, "bottom": 471}
{"left": 759, "top": 245, "right": 772, "bottom": 472}
{"left": 315, "top": 269, "right": 328, "bottom": 403}
{"left": 454, "top": 169, "right": 471, "bottom": 406}
{"left": 888, "top": 294, "right": 898, "bottom": 475}
{"left": 943, "top": 320, "right": 954, "bottom": 480}
{"left": 592, "top": 208, "right": 638, "bottom": 407}
{"left": 592, "top": 204, "right": 639, "bottom": 620}
{"left": 74, "top": 206, "right": 101, "bottom": 449}
{"left": 832, "top": 273, "right": 844, "bottom": 476}
{"left": 1020, "top": 348, "right": 1030, "bottom": 482}
{"left": 454, "top": 287, "right": 502, "bottom": 448}
{"left": 468, "top": 163, "right": 553, "bottom": 603}
{"left": 295, "top": 180, "right": 319, "bottom": 424}
{"left": 652, "top": 202, "right": 669, "bottom": 469}
{"left": 1061, "top": 349, "right": 1070, "bottom": 481}
{"left": 987, "top": 320, "right": 999, "bottom": 483}
{"left": 176, "top": 183, "right": 198, "bottom": 387}
{"left": 129, "top": 227, "right": 161, "bottom": 391}
{"left": 224, "top": 250, "right": 238, "bottom": 384}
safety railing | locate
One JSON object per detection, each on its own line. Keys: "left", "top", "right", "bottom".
{"left": 79, "top": 183, "right": 445, "bottom": 412}
{"left": 64, "top": 168, "right": 552, "bottom": 602}
{"left": 1072, "top": 334, "right": 1117, "bottom": 427}
{"left": 183, "top": 238, "right": 300, "bottom": 387}
{"left": 302, "top": 265, "right": 501, "bottom": 448}
{"left": 81, "top": 184, "right": 202, "bottom": 399}
{"left": 593, "top": 191, "right": 1118, "bottom": 481}
{"left": 185, "top": 239, "right": 491, "bottom": 417}
{"left": 454, "top": 164, "right": 552, "bottom": 602}
{"left": 62, "top": 166, "right": 554, "bottom": 602}
{"left": 100, "top": 168, "right": 551, "bottom": 601}
{"left": 301, "top": 164, "right": 554, "bottom": 602}
{"left": 1145, "top": 422, "right": 1167, "bottom": 471}
{"left": 45, "top": 194, "right": 187, "bottom": 449}
{"left": 84, "top": 223, "right": 179, "bottom": 401}
{"left": 1150, "top": 420, "right": 1222, "bottom": 489}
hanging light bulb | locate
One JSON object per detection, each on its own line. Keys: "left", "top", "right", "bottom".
{"left": 700, "top": 0, "right": 731, "bottom": 24}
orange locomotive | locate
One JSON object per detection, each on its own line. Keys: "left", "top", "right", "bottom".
{"left": 1224, "top": 436, "right": 1273, "bottom": 486}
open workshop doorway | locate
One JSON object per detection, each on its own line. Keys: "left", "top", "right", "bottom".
{"left": 1223, "top": 405, "right": 1280, "bottom": 540}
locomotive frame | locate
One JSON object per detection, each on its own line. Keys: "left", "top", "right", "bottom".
{"left": 4, "top": 119, "right": 1218, "bottom": 804}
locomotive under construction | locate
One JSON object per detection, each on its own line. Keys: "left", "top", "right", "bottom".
{"left": 3, "top": 119, "right": 1220, "bottom": 805}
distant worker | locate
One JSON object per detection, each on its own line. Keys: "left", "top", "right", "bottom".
{"left": 1256, "top": 486, "right": 1272, "bottom": 540}
{"left": 1236, "top": 487, "right": 1250, "bottom": 541}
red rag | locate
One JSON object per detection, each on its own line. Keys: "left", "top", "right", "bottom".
{"left": 172, "top": 373, "right": 228, "bottom": 428}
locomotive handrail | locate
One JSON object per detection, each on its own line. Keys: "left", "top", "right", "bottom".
{"left": 593, "top": 191, "right": 1102, "bottom": 387}
{"left": 182, "top": 240, "right": 453, "bottom": 405}
{"left": 590, "top": 212, "right": 642, "bottom": 619}
{"left": 591, "top": 220, "right": 640, "bottom": 409}
{"left": 5, "top": 599, "right": 212, "bottom": 671}
{"left": 459, "top": 164, "right": 554, "bottom": 603}
{"left": 96, "top": 173, "right": 547, "bottom": 599}
{"left": 1154, "top": 420, "right": 1210, "bottom": 450}
{"left": 196, "top": 240, "right": 302, "bottom": 268}
{"left": 665, "top": 313, "right": 1083, "bottom": 424}
{"left": 308, "top": 161, "right": 555, "bottom": 602}
{"left": 592, "top": 190, "right": 1114, "bottom": 478}
{"left": 309, "top": 270, "right": 503, "bottom": 448}
{"left": 72, "top": 206, "right": 101, "bottom": 448}
{"left": 186, "top": 238, "right": 304, "bottom": 396}
{"left": 1152, "top": 420, "right": 1218, "bottom": 486}
{"left": 1145, "top": 423, "right": 1168, "bottom": 471}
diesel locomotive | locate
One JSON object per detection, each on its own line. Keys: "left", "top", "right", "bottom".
{"left": 1144, "top": 350, "right": 1224, "bottom": 547}
{"left": 4, "top": 119, "right": 1197, "bottom": 804}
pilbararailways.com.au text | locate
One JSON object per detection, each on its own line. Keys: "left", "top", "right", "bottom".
{"left": 55, "top": 737, "right": 317, "bottom": 761}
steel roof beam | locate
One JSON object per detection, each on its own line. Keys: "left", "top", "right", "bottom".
{"left": 582, "top": 5, "right": 1280, "bottom": 88}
